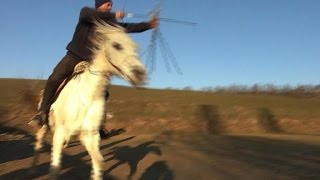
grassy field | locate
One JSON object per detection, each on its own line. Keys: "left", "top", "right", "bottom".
{"left": 1, "top": 78, "right": 319, "bottom": 134}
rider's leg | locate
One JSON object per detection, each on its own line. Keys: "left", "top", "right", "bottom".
{"left": 104, "top": 90, "right": 110, "bottom": 100}
{"left": 99, "top": 90, "right": 111, "bottom": 139}
{"left": 29, "top": 52, "right": 83, "bottom": 128}
{"left": 104, "top": 90, "right": 113, "bottom": 120}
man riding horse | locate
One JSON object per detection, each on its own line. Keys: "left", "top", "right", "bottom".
{"left": 28, "top": 0, "right": 158, "bottom": 137}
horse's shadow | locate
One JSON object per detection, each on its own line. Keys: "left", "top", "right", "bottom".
{"left": 107, "top": 128, "right": 126, "bottom": 137}
{"left": 66, "top": 128, "right": 127, "bottom": 148}
{"left": 1, "top": 122, "right": 173, "bottom": 179}
{"left": 139, "top": 160, "right": 174, "bottom": 180}
{"left": 0, "top": 125, "right": 136, "bottom": 179}
{"left": 58, "top": 135, "right": 139, "bottom": 179}
{"left": 0, "top": 123, "right": 36, "bottom": 164}
{"left": 0, "top": 123, "right": 50, "bottom": 179}
{"left": 103, "top": 141, "right": 163, "bottom": 179}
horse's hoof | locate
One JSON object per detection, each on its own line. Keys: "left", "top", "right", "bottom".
{"left": 49, "top": 166, "right": 60, "bottom": 180}
{"left": 28, "top": 167, "right": 36, "bottom": 175}
{"left": 99, "top": 129, "right": 111, "bottom": 139}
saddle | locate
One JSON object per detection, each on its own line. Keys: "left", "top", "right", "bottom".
{"left": 44, "top": 61, "right": 90, "bottom": 112}
{"left": 42, "top": 61, "right": 110, "bottom": 117}
{"left": 72, "top": 61, "right": 90, "bottom": 77}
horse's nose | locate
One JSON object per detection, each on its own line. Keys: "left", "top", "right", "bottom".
{"left": 131, "top": 67, "right": 146, "bottom": 82}
{"left": 131, "top": 68, "right": 145, "bottom": 77}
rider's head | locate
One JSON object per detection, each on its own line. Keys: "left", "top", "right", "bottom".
{"left": 95, "top": 0, "right": 113, "bottom": 12}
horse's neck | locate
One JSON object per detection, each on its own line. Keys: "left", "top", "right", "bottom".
{"left": 76, "top": 50, "right": 111, "bottom": 98}
{"left": 79, "top": 67, "right": 110, "bottom": 99}
{"left": 90, "top": 51, "right": 112, "bottom": 72}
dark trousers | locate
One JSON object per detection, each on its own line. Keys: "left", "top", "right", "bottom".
{"left": 39, "top": 52, "right": 83, "bottom": 113}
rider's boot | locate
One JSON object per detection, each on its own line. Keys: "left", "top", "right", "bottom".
{"left": 99, "top": 111, "right": 113, "bottom": 139}
{"left": 28, "top": 111, "right": 46, "bottom": 129}
{"left": 99, "top": 127, "right": 111, "bottom": 139}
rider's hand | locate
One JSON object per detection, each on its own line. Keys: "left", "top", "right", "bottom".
{"left": 149, "top": 17, "right": 159, "bottom": 29}
{"left": 115, "top": 10, "right": 125, "bottom": 19}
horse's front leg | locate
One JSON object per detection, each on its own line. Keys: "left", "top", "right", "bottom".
{"left": 49, "top": 127, "right": 66, "bottom": 180}
{"left": 80, "top": 131, "right": 104, "bottom": 180}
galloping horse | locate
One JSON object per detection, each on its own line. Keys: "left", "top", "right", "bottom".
{"left": 32, "top": 20, "right": 146, "bottom": 180}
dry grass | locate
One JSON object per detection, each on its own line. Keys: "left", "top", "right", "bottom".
{"left": 1, "top": 78, "right": 320, "bottom": 135}
{"left": 0, "top": 79, "right": 43, "bottom": 128}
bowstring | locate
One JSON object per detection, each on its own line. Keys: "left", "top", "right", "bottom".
{"left": 146, "top": 3, "right": 160, "bottom": 73}
{"left": 120, "top": 0, "right": 129, "bottom": 23}
{"left": 146, "top": 2, "right": 182, "bottom": 75}
{"left": 126, "top": 1, "right": 182, "bottom": 75}
{"left": 122, "top": 0, "right": 128, "bottom": 11}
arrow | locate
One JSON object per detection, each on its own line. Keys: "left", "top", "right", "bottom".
{"left": 126, "top": 13, "right": 197, "bottom": 26}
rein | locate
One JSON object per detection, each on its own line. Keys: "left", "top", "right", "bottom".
{"left": 88, "top": 68, "right": 108, "bottom": 77}
{"left": 87, "top": 51, "right": 123, "bottom": 78}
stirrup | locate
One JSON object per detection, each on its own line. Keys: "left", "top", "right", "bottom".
{"left": 28, "top": 112, "right": 46, "bottom": 129}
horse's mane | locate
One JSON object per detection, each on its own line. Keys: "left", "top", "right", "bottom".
{"left": 90, "top": 20, "right": 137, "bottom": 58}
{"left": 93, "top": 19, "right": 126, "bottom": 39}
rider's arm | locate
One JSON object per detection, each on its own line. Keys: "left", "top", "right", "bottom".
{"left": 118, "top": 17, "right": 158, "bottom": 33}
{"left": 79, "top": 7, "right": 155, "bottom": 33}
{"left": 117, "top": 22, "right": 151, "bottom": 33}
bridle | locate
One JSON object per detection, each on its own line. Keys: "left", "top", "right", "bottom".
{"left": 88, "top": 47, "right": 124, "bottom": 78}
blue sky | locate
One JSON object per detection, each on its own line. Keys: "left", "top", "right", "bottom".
{"left": 0, "top": 0, "right": 319, "bottom": 89}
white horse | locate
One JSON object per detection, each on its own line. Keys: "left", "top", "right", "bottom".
{"left": 32, "top": 20, "right": 146, "bottom": 180}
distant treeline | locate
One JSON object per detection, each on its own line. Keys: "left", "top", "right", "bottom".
{"left": 182, "top": 84, "right": 320, "bottom": 97}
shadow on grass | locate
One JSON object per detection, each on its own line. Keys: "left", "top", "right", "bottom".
{"left": 182, "top": 134, "right": 320, "bottom": 179}
{"left": 257, "top": 108, "right": 282, "bottom": 133}
{"left": 199, "top": 104, "right": 224, "bottom": 134}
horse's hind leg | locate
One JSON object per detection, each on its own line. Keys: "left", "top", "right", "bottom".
{"left": 35, "top": 125, "right": 49, "bottom": 151}
{"left": 49, "top": 127, "right": 66, "bottom": 180}
{"left": 80, "top": 131, "right": 104, "bottom": 180}
{"left": 30, "top": 125, "right": 49, "bottom": 174}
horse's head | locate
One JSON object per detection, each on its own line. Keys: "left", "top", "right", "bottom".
{"left": 91, "top": 20, "right": 146, "bottom": 86}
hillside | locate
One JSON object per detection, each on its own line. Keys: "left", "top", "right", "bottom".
{"left": 0, "top": 78, "right": 319, "bottom": 135}
{"left": 1, "top": 78, "right": 320, "bottom": 179}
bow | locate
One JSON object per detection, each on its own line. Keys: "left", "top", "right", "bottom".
{"left": 123, "top": 1, "right": 188, "bottom": 75}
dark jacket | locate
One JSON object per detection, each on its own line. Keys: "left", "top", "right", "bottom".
{"left": 66, "top": 7, "right": 151, "bottom": 60}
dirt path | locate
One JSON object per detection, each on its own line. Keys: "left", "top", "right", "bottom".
{"left": 1, "top": 122, "right": 320, "bottom": 180}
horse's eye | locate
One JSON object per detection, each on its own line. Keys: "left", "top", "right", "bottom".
{"left": 112, "top": 43, "right": 123, "bottom": 50}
